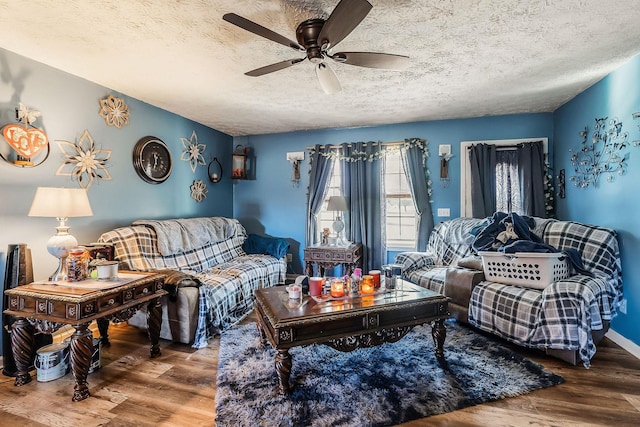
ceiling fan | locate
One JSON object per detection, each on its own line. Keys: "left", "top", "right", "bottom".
{"left": 223, "top": 0, "right": 410, "bottom": 94}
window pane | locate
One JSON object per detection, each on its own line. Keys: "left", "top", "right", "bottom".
{"left": 384, "top": 151, "right": 416, "bottom": 249}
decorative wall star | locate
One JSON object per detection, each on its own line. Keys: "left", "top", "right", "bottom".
{"left": 190, "top": 179, "right": 207, "bottom": 202}
{"left": 56, "top": 129, "right": 112, "bottom": 189}
{"left": 180, "top": 130, "right": 206, "bottom": 172}
{"left": 99, "top": 95, "right": 130, "bottom": 128}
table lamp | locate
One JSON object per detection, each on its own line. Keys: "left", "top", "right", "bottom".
{"left": 28, "top": 187, "right": 93, "bottom": 281}
{"left": 327, "top": 195, "right": 349, "bottom": 246}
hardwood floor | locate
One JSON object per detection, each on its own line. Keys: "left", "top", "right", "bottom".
{"left": 0, "top": 318, "right": 639, "bottom": 427}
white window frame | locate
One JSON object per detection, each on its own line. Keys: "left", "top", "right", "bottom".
{"left": 460, "top": 138, "right": 548, "bottom": 217}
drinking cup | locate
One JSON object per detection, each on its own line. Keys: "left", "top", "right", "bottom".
{"left": 309, "top": 277, "right": 324, "bottom": 297}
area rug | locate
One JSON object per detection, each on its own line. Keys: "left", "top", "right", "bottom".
{"left": 215, "top": 320, "right": 563, "bottom": 427}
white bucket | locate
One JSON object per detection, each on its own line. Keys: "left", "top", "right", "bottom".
{"left": 35, "top": 342, "right": 69, "bottom": 382}
{"left": 89, "top": 337, "right": 102, "bottom": 373}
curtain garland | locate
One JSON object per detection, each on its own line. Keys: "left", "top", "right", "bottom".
{"left": 309, "top": 137, "right": 433, "bottom": 200}
{"left": 544, "top": 156, "right": 555, "bottom": 218}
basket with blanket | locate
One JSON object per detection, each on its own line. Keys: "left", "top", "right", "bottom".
{"left": 98, "top": 217, "right": 288, "bottom": 348}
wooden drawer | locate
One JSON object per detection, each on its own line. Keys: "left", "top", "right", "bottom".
{"left": 98, "top": 293, "right": 122, "bottom": 312}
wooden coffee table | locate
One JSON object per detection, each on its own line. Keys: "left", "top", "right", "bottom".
{"left": 254, "top": 280, "right": 449, "bottom": 394}
{"left": 3, "top": 271, "right": 166, "bottom": 401}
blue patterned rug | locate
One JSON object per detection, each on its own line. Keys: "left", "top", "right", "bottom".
{"left": 215, "top": 320, "right": 563, "bottom": 427}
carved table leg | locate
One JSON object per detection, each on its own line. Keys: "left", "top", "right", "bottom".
{"left": 432, "top": 319, "right": 446, "bottom": 358}
{"left": 96, "top": 319, "right": 111, "bottom": 348}
{"left": 70, "top": 322, "right": 93, "bottom": 401}
{"left": 10, "top": 317, "right": 34, "bottom": 386}
{"left": 275, "top": 349, "right": 292, "bottom": 394}
{"left": 305, "top": 261, "right": 313, "bottom": 277}
{"left": 147, "top": 297, "right": 162, "bottom": 358}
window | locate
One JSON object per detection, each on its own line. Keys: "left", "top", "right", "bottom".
{"left": 384, "top": 150, "right": 417, "bottom": 248}
{"left": 318, "top": 150, "right": 417, "bottom": 249}
{"left": 460, "top": 138, "right": 548, "bottom": 217}
{"left": 318, "top": 162, "right": 342, "bottom": 235}
{"left": 495, "top": 149, "right": 523, "bottom": 215}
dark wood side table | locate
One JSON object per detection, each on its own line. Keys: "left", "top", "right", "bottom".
{"left": 3, "top": 271, "right": 166, "bottom": 402}
{"left": 304, "top": 243, "right": 362, "bottom": 277}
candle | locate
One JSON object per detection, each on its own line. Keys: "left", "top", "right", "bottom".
{"left": 330, "top": 279, "right": 345, "bottom": 298}
{"left": 361, "top": 275, "right": 375, "bottom": 294}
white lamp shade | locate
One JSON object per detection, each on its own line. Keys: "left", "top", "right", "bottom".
{"left": 28, "top": 187, "right": 93, "bottom": 218}
{"left": 327, "top": 195, "right": 348, "bottom": 212}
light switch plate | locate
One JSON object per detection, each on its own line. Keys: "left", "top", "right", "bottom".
{"left": 437, "top": 208, "right": 451, "bottom": 217}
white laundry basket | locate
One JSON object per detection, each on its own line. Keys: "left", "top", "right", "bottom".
{"left": 478, "top": 251, "right": 570, "bottom": 289}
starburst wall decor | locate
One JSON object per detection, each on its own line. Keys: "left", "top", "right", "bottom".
{"left": 181, "top": 130, "right": 206, "bottom": 172}
{"left": 56, "top": 130, "right": 112, "bottom": 189}
{"left": 98, "top": 95, "right": 129, "bottom": 128}
{"left": 190, "top": 179, "right": 207, "bottom": 202}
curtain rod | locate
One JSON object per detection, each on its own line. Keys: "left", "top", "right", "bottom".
{"left": 305, "top": 140, "right": 404, "bottom": 150}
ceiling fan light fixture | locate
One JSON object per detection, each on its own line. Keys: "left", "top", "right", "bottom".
{"left": 224, "top": 0, "right": 409, "bottom": 93}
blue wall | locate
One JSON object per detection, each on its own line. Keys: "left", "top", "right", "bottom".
{"left": 234, "top": 113, "right": 553, "bottom": 273}
{"left": 0, "top": 47, "right": 234, "bottom": 283}
{"left": 554, "top": 53, "right": 640, "bottom": 346}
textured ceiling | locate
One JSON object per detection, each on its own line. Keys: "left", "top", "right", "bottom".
{"left": 0, "top": 0, "right": 639, "bottom": 136}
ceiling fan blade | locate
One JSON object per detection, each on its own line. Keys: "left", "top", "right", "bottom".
{"left": 245, "top": 58, "right": 305, "bottom": 77}
{"left": 316, "top": 63, "right": 341, "bottom": 94}
{"left": 333, "top": 52, "right": 410, "bottom": 70}
{"left": 317, "top": 0, "right": 373, "bottom": 50}
{"left": 223, "top": 13, "right": 304, "bottom": 51}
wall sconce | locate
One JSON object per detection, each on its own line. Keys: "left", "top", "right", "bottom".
{"left": 286, "top": 151, "right": 304, "bottom": 187}
{"left": 232, "top": 145, "right": 251, "bottom": 179}
{"left": 438, "top": 144, "right": 453, "bottom": 188}
{"left": 208, "top": 157, "right": 222, "bottom": 183}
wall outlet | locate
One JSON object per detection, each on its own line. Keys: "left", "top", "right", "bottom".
{"left": 286, "top": 253, "right": 293, "bottom": 263}
{"left": 437, "top": 208, "right": 451, "bottom": 217}
{"left": 620, "top": 298, "right": 627, "bottom": 314}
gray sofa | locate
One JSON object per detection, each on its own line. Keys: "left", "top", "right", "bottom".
{"left": 98, "top": 217, "right": 287, "bottom": 348}
{"left": 396, "top": 216, "right": 622, "bottom": 367}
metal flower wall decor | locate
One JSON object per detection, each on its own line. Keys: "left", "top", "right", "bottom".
{"left": 56, "top": 129, "right": 112, "bottom": 189}
{"left": 569, "top": 117, "right": 638, "bottom": 188}
{"left": 98, "top": 95, "right": 129, "bottom": 128}
{"left": 190, "top": 179, "right": 207, "bottom": 202}
{"left": 181, "top": 130, "right": 206, "bottom": 172}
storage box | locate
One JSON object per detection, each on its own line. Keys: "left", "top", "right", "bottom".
{"left": 478, "top": 251, "right": 569, "bottom": 289}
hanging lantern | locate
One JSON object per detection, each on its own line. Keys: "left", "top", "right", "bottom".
{"left": 232, "top": 145, "right": 250, "bottom": 179}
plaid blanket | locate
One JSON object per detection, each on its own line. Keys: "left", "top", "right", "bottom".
{"left": 397, "top": 216, "right": 622, "bottom": 367}
{"left": 99, "top": 218, "right": 286, "bottom": 348}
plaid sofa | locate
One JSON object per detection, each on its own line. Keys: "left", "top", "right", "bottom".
{"left": 395, "top": 216, "right": 622, "bottom": 367}
{"left": 98, "top": 217, "right": 286, "bottom": 348}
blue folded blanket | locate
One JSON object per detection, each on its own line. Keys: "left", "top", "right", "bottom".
{"left": 243, "top": 234, "right": 289, "bottom": 259}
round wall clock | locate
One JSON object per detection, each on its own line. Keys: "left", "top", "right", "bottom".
{"left": 133, "top": 136, "right": 172, "bottom": 184}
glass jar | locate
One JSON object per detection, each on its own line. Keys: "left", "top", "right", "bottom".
{"left": 361, "top": 275, "right": 375, "bottom": 294}
{"left": 66, "top": 246, "right": 89, "bottom": 282}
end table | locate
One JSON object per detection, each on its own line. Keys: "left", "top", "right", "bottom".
{"left": 304, "top": 243, "right": 362, "bottom": 277}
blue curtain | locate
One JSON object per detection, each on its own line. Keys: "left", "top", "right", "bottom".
{"left": 341, "top": 142, "right": 383, "bottom": 271}
{"left": 400, "top": 141, "right": 434, "bottom": 251}
{"left": 306, "top": 145, "right": 334, "bottom": 246}
{"left": 518, "top": 140, "right": 546, "bottom": 217}
{"left": 469, "top": 143, "right": 497, "bottom": 218}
